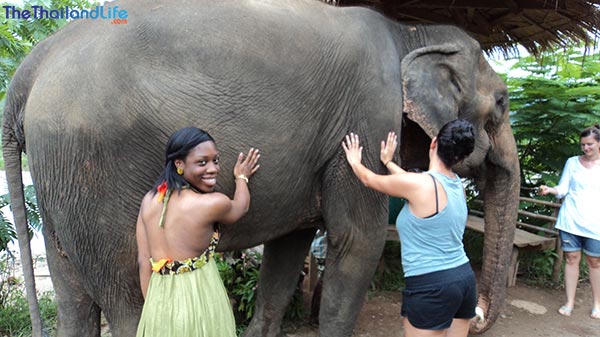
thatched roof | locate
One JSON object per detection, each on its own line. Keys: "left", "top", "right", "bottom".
{"left": 325, "top": 0, "right": 600, "bottom": 55}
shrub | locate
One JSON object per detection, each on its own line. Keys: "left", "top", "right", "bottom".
{"left": 0, "top": 251, "right": 57, "bottom": 336}
{"left": 216, "top": 249, "right": 261, "bottom": 326}
{"left": 0, "top": 185, "right": 42, "bottom": 252}
{"left": 216, "top": 248, "right": 305, "bottom": 335}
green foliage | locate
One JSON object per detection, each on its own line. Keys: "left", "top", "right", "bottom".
{"left": 0, "top": 252, "right": 57, "bottom": 336}
{"left": 216, "top": 250, "right": 261, "bottom": 326}
{"left": 463, "top": 230, "right": 484, "bottom": 268}
{"left": 0, "top": 210, "right": 16, "bottom": 251}
{"left": 486, "top": 46, "right": 600, "bottom": 286}
{"left": 503, "top": 47, "right": 600, "bottom": 188}
{"left": 519, "top": 249, "right": 558, "bottom": 287}
{"left": 520, "top": 249, "right": 590, "bottom": 288}
{"left": 216, "top": 249, "right": 306, "bottom": 335}
{"left": 0, "top": 291, "right": 57, "bottom": 337}
{"left": 518, "top": 199, "right": 556, "bottom": 229}
{"left": 0, "top": 185, "right": 42, "bottom": 252}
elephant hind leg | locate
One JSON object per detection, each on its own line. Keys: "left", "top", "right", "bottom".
{"left": 100, "top": 281, "right": 143, "bottom": 337}
{"left": 102, "top": 314, "right": 140, "bottom": 337}
{"left": 243, "top": 227, "right": 316, "bottom": 337}
{"left": 56, "top": 300, "right": 101, "bottom": 337}
{"left": 44, "top": 230, "right": 101, "bottom": 337}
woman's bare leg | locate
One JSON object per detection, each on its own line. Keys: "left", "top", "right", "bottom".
{"left": 444, "top": 318, "right": 470, "bottom": 337}
{"left": 561, "top": 251, "right": 581, "bottom": 315}
{"left": 586, "top": 255, "right": 600, "bottom": 318}
{"left": 402, "top": 317, "right": 445, "bottom": 337}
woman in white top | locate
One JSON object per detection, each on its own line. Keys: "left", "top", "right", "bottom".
{"left": 539, "top": 125, "right": 600, "bottom": 319}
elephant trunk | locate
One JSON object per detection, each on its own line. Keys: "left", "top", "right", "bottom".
{"left": 470, "top": 143, "right": 520, "bottom": 334}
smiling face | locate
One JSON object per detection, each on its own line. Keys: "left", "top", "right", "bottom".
{"left": 175, "top": 141, "right": 220, "bottom": 193}
{"left": 580, "top": 135, "right": 600, "bottom": 158}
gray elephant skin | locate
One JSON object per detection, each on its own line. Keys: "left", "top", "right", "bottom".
{"left": 2, "top": 0, "right": 519, "bottom": 336}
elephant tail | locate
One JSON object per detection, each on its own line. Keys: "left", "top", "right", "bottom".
{"left": 2, "top": 60, "right": 44, "bottom": 337}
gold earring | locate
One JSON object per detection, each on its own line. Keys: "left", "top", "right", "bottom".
{"left": 177, "top": 167, "right": 184, "bottom": 175}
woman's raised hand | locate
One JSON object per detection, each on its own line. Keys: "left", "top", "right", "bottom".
{"left": 380, "top": 132, "right": 397, "bottom": 166}
{"left": 233, "top": 148, "right": 260, "bottom": 179}
{"left": 342, "top": 133, "right": 363, "bottom": 167}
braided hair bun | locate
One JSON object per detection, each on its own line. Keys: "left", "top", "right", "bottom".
{"left": 436, "top": 119, "right": 475, "bottom": 167}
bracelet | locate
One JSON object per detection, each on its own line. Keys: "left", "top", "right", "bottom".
{"left": 384, "top": 161, "right": 392, "bottom": 167}
{"left": 235, "top": 174, "right": 249, "bottom": 184}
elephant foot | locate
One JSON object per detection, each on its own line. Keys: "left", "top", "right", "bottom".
{"left": 242, "top": 320, "right": 282, "bottom": 337}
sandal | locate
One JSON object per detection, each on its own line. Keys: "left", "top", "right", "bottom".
{"left": 592, "top": 308, "right": 600, "bottom": 319}
{"left": 558, "top": 305, "right": 573, "bottom": 317}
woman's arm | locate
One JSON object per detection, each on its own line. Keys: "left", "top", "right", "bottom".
{"left": 218, "top": 148, "right": 260, "bottom": 225}
{"left": 539, "top": 158, "right": 572, "bottom": 198}
{"left": 343, "top": 133, "right": 421, "bottom": 199}
{"left": 135, "top": 208, "right": 152, "bottom": 299}
{"left": 553, "top": 158, "right": 573, "bottom": 198}
{"left": 379, "top": 131, "right": 405, "bottom": 175}
{"left": 384, "top": 161, "right": 406, "bottom": 175}
{"left": 218, "top": 178, "right": 251, "bottom": 225}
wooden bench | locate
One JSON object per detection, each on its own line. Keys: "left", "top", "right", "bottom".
{"left": 467, "top": 196, "right": 562, "bottom": 287}
{"left": 386, "top": 196, "right": 562, "bottom": 287}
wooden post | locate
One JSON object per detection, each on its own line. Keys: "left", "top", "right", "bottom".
{"left": 307, "top": 253, "right": 318, "bottom": 292}
{"left": 552, "top": 239, "right": 564, "bottom": 284}
{"left": 549, "top": 200, "right": 563, "bottom": 284}
{"left": 507, "top": 246, "right": 520, "bottom": 287}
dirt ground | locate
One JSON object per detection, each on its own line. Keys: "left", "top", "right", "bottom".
{"left": 283, "top": 281, "right": 600, "bottom": 337}
{"left": 6, "top": 174, "right": 599, "bottom": 337}
{"left": 18, "top": 248, "right": 600, "bottom": 337}
{"left": 18, "top": 243, "right": 600, "bottom": 337}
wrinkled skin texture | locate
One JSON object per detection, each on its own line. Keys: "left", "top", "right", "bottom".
{"left": 1, "top": 0, "right": 518, "bottom": 336}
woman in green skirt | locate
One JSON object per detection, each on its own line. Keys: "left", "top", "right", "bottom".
{"left": 136, "top": 127, "right": 260, "bottom": 337}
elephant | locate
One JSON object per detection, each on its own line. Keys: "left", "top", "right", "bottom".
{"left": 2, "top": 0, "right": 519, "bottom": 336}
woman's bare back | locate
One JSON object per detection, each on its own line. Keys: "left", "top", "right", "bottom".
{"left": 140, "top": 189, "right": 226, "bottom": 261}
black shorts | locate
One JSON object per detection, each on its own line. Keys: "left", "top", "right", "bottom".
{"left": 401, "top": 263, "right": 477, "bottom": 330}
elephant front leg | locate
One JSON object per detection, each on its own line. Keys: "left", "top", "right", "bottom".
{"left": 243, "top": 227, "right": 315, "bottom": 337}
{"left": 319, "top": 178, "right": 389, "bottom": 337}
{"left": 317, "top": 231, "right": 387, "bottom": 337}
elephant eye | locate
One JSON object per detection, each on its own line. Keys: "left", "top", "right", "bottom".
{"left": 495, "top": 92, "right": 508, "bottom": 112}
{"left": 451, "top": 77, "right": 462, "bottom": 93}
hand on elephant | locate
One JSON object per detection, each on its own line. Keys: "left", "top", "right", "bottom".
{"left": 233, "top": 148, "right": 261, "bottom": 180}
{"left": 342, "top": 133, "right": 363, "bottom": 167}
{"left": 379, "top": 132, "right": 398, "bottom": 166}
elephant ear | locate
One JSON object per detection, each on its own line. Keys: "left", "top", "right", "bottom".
{"left": 401, "top": 43, "right": 467, "bottom": 138}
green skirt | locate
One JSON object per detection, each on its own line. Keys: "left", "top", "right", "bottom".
{"left": 136, "top": 259, "right": 236, "bottom": 337}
